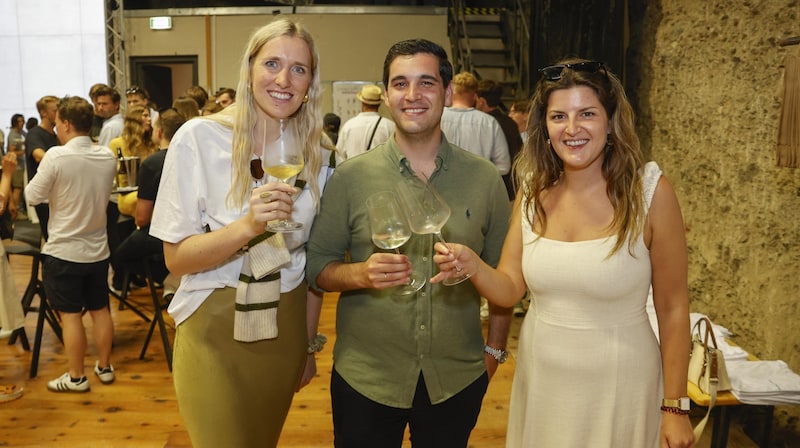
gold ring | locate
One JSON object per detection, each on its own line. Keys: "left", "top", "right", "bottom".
{"left": 259, "top": 192, "right": 272, "bottom": 203}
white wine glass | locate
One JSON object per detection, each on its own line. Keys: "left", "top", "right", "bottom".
{"left": 262, "top": 119, "right": 304, "bottom": 232}
{"left": 366, "top": 191, "right": 425, "bottom": 295}
{"left": 395, "top": 177, "right": 471, "bottom": 286}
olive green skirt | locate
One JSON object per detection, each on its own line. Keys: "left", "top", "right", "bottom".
{"left": 173, "top": 282, "right": 307, "bottom": 448}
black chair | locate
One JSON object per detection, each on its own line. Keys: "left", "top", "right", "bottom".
{"left": 3, "top": 239, "right": 63, "bottom": 378}
{"left": 137, "top": 255, "right": 173, "bottom": 371}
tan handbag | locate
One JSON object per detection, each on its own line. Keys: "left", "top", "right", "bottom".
{"left": 688, "top": 316, "right": 732, "bottom": 439}
{"left": 688, "top": 317, "right": 732, "bottom": 393}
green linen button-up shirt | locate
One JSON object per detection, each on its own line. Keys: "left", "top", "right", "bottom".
{"left": 307, "top": 134, "right": 511, "bottom": 408}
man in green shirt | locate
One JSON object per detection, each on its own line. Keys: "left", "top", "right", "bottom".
{"left": 307, "top": 39, "right": 512, "bottom": 447}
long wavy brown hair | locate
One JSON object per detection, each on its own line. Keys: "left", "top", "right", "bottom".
{"left": 515, "top": 58, "right": 645, "bottom": 256}
{"left": 120, "top": 105, "right": 156, "bottom": 160}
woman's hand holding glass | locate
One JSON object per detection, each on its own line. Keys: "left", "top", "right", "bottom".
{"left": 247, "top": 182, "right": 299, "bottom": 236}
{"left": 430, "top": 242, "right": 479, "bottom": 284}
{"left": 395, "top": 177, "right": 471, "bottom": 286}
{"left": 262, "top": 119, "right": 305, "bottom": 232}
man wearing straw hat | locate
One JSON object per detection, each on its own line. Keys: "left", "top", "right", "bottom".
{"left": 336, "top": 84, "right": 396, "bottom": 164}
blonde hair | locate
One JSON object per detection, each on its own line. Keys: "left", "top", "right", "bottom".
{"left": 517, "top": 58, "right": 644, "bottom": 256}
{"left": 207, "top": 17, "right": 323, "bottom": 211}
{"left": 121, "top": 105, "right": 157, "bottom": 159}
{"left": 453, "top": 71, "right": 478, "bottom": 95}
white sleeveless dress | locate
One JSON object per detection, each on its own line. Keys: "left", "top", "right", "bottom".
{"left": 506, "top": 162, "right": 664, "bottom": 448}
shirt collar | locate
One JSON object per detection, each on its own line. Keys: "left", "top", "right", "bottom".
{"left": 384, "top": 131, "right": 454, "bottom": 180}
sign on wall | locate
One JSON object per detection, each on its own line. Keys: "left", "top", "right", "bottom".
{"left": 332, "top": 81, "right": 385, "bottom": 124}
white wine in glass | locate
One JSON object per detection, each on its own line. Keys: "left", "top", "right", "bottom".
{"left": 262, "top": 119, "right": 304, "bottom": 232}
{"left": 366, "top": 191, "right": 425, "bottom": 294}
{"left": 395, "top": 177, "right": 471, "bottom": 286}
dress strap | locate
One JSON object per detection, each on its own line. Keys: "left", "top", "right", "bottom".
{"left": 642, "top": 161, "right": 662, "bottom": 210}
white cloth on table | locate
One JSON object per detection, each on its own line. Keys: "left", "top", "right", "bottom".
{"left": 728, "top": 360, "right": 800, "bottom": 405}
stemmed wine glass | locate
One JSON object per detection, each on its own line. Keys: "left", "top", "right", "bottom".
{"left": 262, "top": 119, "right": 304, "bottom": 232}
{"left": 395, "top": 177, "right": 471, "bottom": 286}
{"left": 366, "top": 191, "right": 426, "bottom": 294}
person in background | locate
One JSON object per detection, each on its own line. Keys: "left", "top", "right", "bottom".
{"left": 89, "top": 83, "right": 111, "bottom": 142}
{"left": 172, "top": 96, "right": 200, "bottom": 120}
{"left": 200, "top": 100, "right": 223, "bottom": 116}
{"left": 0, "top": 153, "right": 25, "bottom": 402}
{"left": 107, "top": 105, "right": 158, "bottom": 292}
{"left": 126, "top": 85, "right": 159, "bottom": 125}
{"left": 335, "top": 84, "right": 395, "bottom": 164}
{"left": 149, "top": 18, "right": 330, "bottom": 448}
{"left": 109, "top": 105, "right": 157, "bottom": 161}
{"left": 0, "top": 153, "right": 25, "bottom": 338}
{"left": 25, "top": 96, "right": 118, "bottom": 394}
{"left": 476, "top": 79, "right": 524, "bottom": 201}
{"left": 431, "top": 59, "right": 694, "bottom": 447}
{"left": 25, "top": 95, "right": 60, "bottom": 241}
{"left": 183, "top": 85, "right": 209, "bottom": 112}
{"left": 214, "top": 87, "right": 236, "bottom": 108}
{"left": 6, "top": 114, "right": 27, "bottom": 220}
{"left": 25, "top": 117, "right": 38, "bottom": 132}
{"left": 440, "top": 71, "right": 510, "bottom": 177}
{"left": 508, "top": 99, "right": 530, "bottom": 142}
{"left": 307, "top": 38, "right": 512, "bottom": 447}
{"left": 96, "top": 86, "right": 123, "bottom": 148}
{"left": 115, "top": 108, "right": 186, "bottom": 287}
{"left": 322, "top": 112, "right": 340, "bottom": 145}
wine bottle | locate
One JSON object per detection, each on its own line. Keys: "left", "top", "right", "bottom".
{"left": 116, "top": 147, "right": 128, "bottom": 188}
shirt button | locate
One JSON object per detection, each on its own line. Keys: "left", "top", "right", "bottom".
{"left": 420, "top": 324, "right": 426, "bottom": 331}
{"left": 421, "top": 292, "right": 426, "bottom": 297}
{"left": 422, "top": 256, "right": 429, "bottom": 262}
{"left": 419, "top": 354, "right": 424, "bottom": 359}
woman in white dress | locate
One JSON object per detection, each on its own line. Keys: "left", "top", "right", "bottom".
{"left": 432, "top": 59, "right": 695, "bottom": 447}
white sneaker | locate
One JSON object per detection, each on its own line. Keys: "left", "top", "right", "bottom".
{"left": 94, "top": 361, "right": 115, "bottom": 384}
{"left": 47, "top": 373, "right": 89, "bottom": 393}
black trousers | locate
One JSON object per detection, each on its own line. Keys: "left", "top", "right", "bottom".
{"left": 331, "top": 367, "right": 488, "bottom": 448}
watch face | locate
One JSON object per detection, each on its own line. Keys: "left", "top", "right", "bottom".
{"left": 679, "top": 397, "right": 690, "bottom": 410}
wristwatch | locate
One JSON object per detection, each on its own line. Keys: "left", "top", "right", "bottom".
{"left": 662, "top": 397, "right": 691, "bottom": 412}
{"left": 483, "top": 345, "right": 508, "bottom": 364}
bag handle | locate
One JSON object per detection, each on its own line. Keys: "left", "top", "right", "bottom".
{"left": 691, "top": 316, "right": 722, "bottom": 439}
{"left": 693, "top": 316, "right": 719, "bottom": 350}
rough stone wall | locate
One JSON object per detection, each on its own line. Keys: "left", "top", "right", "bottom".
{"left": 632, "top": 0, "right": 800, "bottom": 440}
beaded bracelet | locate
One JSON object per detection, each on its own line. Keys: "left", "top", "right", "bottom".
{"left": 660, "top": 405, "right": 690, "bottom": 415}
{"left": 307, "top": 333, "right": 328, "bottom": 354}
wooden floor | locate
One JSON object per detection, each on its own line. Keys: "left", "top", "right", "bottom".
{"left": 1, "top": 234, "right": 760, "bottom": 447}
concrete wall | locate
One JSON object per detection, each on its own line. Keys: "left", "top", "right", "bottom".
{"left": 632, "top": 0, "right": 800, "bottom": 440}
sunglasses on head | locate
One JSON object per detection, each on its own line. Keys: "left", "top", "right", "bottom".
{"left": 538, "top": 61, "right": 606, "bottom": 81}
{"left": 126, "top": 87, "right": 142, "bottom": 95}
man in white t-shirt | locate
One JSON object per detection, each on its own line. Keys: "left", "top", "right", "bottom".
{"left": 440, "top": 72, "right": 510, "bottom": 175}
{"left": 25, "top": 96, "right": 118, "bottom": 393}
